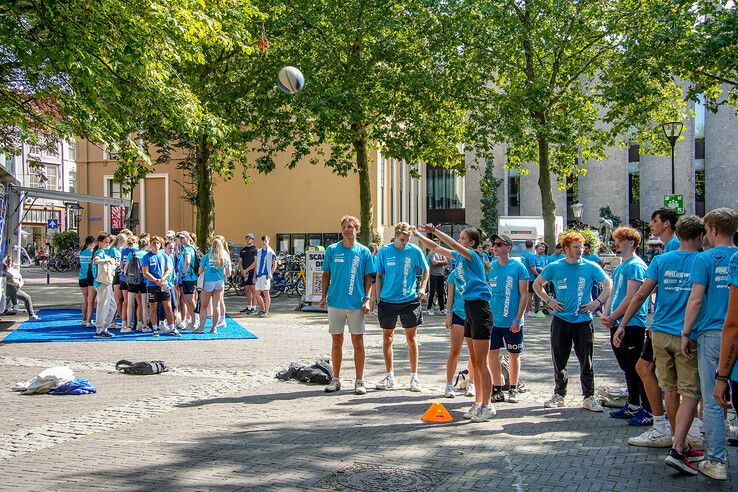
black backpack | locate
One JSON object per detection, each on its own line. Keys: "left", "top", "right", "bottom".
{"left": 192, "top": 249, "right": 203, "bottom": 273}
{"left": 116, "top": 359, "right": 169, "bottom": 375}
{"left": 124, "top": 254, "right": 143, "bottom": 285}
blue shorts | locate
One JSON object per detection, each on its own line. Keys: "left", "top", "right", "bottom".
{"left": 490, "top": 326, "right": 524, "bottom": 353}
{"left": 451, "top": 312, "right": 464, "bottom": 326}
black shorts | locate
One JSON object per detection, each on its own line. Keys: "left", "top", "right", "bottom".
{"left": 378, "top": 299, "right": 422, "bottom": 329}
{"left": 244, "top": 271, "right": 256, "bottom": 286}
{"left": 147, "top": 285, "right": 172, "bottom": 303}
{"left": 129, "top": 283, "right": 146, "bottom": 294}
{"left": 640, "top": 329, "right": 654, "bottom": 362}
{"left": 181, "top": 280, "right": 197, "bottom": 295}
{"left": 464, "top": 299, "right": 493, "bottom": 340}
{"left": 120, "top": 280, "right": 128, "bottom": 291}
{"left": 79, "top": 278, "right": 90, "bottom": 288}
{"left": 112, "top": 275, "right": 121, "bottom": 286}
{"left": 451, "top": 312, "right": 464, "bottom": 326}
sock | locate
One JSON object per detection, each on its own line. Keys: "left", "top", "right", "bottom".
{"left": 410, "top": 372, "right": 418, "bottom": 379}
{"left": 388, "top": 371, "right": 395, "bottom": 379}
{"left": 169, "top": 324, "right": 175, "bottom": 332}
{"left": 653, "top": 414, "right": 668, "bottom": 433}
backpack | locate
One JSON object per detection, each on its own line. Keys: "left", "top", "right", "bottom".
{"left": 115, "top": 359, "right": 169, "bottom": 375}
{"left": 124, "top": 253, "right": 143, "bottom": 285}
{"left": 95, "top": 258, "right": 116, "bottom": 285}
{"left": 192, "top": 249, "right": 203, "bottom": 274}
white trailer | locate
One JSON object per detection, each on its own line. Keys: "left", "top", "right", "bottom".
{"left": 498, "top": 216, "right": 564, "bottom": 259}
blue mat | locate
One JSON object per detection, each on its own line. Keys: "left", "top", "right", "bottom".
{"left": 1, "top": 309, "right": 258, "bottom": 343}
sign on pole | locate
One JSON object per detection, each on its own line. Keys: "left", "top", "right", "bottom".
{"left": 663, "top": 194, "right": 684, "bottom": 215}
{"left": 303, "top": 246, "right": 325, "bottom": 304}
{"left": 46, "top": 218, "right": 59, "bottom": 229}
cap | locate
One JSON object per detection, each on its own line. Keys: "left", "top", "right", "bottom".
{"left": 491, "top": 234, "right": 513, "bottom": 247}
{"left": 245, "top": 233, "right": 255, "bottom": 239}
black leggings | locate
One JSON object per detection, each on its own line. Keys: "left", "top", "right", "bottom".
{"left": 610, "top": 325, "right": 650, "bottom": 412}
{"left": 427, "top": 275, "right": 445, "bottom": 311}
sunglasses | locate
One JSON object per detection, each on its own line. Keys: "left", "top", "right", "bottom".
{"left": 493, "top": 242, "right": 508, "bottom": 247}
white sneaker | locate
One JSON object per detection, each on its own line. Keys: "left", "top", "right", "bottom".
{"left": 120, "top": 326, "right": 132, "bottom": 333}
{"left": 176, "top": 321, "right": 185, "bottom": 330}
{"left": 325, "top": 378, "right": 341, "bottom": 393}
{"left": 354, "top": 380, "right": 367, "bottom": 395}
{"left": 141, "top": 325, "right": 151, "bottom": 333}
{"left": 409, "top": 377, "right": 422, "bottom": 392}
{"left": 471, "top": 405, "right": 496, "bottom": 422}
{"left": 686, "top": 433, "right": 705, "bottom": 451}
{"left": 375, "top": 375, "right": 396, "bottom": 390}
{"left": 465, "top": 382, "right": 475, "bottom": 397}
{"left": 544, "top": 394, "right": 566, "bottom": 408}
{"left": 444, "top": 383, "right": 456, "bottom": 398}
{"left": 628, "top": 427, "right": 673, "bottom": 448}
{"left": 463, "top": 402, "right": 481, "bottom": 419}
{"left": 582, "top": 396, "right": 604, "bottom": 412}
{"left": 424, "top": 309, "right": 436, "bottom": 316}
{"left": 698, "top": 459, "right": 727, "bottom": 480}
{"left": 439, "top": 309, "right": 448, "bottom": 315}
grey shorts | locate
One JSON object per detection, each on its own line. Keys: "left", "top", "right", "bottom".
{"left": 328, "top": 307, "right": 366, "bottom": 335}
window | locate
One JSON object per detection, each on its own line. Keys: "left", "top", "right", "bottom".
{"left": 308, "top": 233, "right": 322, "bottom": 247}
{"left": 291, "top": 234, "right": 306, "bottom": 254}
{"left": 106, "top": 179, "right": 126, "bottom": 232}
{"left": 694, "top": 93, "right": 706, "bottom": 216}
{"left": 29, "top": 164, "right": 59, "bottom": 190}
{"left": 43, "top": 140, "right": 59, "bottom": 157}
{"left": 67, "top": 141, "right": 77, "bottom": 161}
{"left": 276, "top": 234, "right": 290, "bottom": 253}
{"left": 507, "top": 169, "right": 521, "bottom": 216}
{"left": 426, "top": 164, "right": 465, "bottom": 210}
{"left": 104, "top": 144, "right": 120, "bottom": 161}
{"left": 323, "top": 233, "right": 340, "bottom": 247}
{"left": 68, "top": 168, "right": 77, "bottom": 193}
{"left": 108, "top": 179, "right": 123, "bottom": 198}
{"left": 628, "top": 145, "right": 640, "bottom": 223}
{"left": 28, "top": 144, "right": 41, "bottom": 156}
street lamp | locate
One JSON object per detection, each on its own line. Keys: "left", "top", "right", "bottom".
{"left": 571, "top": 201, "right": 584, "bottom": 228}
{"left": 661, "top": 121, "right": 684, "bottom": 195}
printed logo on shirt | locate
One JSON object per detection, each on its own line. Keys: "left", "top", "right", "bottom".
{"left": 576, "top": 276, "right": 586, "bottom": 310}
{"left": 347, "top": 254, "right": 361, "bottom": 296}
{"left": 402, "top": 257, "right": 412, "bottom": 295}
{"left": 663, "top": 270, "right": 691, "bottom": 291}
{"left": 335, "top": 253, "right": 345, "bottom": 263}
{"left": 556, "top": 279, "right": 568, "bottom": 290}
{"left": 715, "top": 266, "right": 728, "bottom": 286}
{"left": 503, "top": 275, "right": 513, "bottom": 318}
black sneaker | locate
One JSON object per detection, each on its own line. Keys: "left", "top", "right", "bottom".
{"left": 240, "top": 308, "right": 251, "bottom": 313}
{"left": 492, "top": 390, "right": 506, "bottom": 403}
{"left": 664, "top": 448, "right": 698, "bottom": 475}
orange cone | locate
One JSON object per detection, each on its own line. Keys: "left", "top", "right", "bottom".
{"left": 421, "top": 402, "right": 453, "bottom": 422}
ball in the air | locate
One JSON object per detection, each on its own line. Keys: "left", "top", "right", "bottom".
{"left": 276, "top": 66, "right": 305, "bottom": 94}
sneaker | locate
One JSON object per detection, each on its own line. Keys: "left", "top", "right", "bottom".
{"left": 325, "top": 378, "right": 341, "bottom": 393}
{"left": 492, "top": 389, "right": 506, "bottom": 403}
{"left": 141, "top": 325, "right": 151, "bottom": 333}
{"left": 698, "top": 459, "right": 727, "bottom": 480}
{"left": 409, "top": 377, "right": 422, "bottom": 392}
{"left": 216, "top": 319, "right": 226, "bottom": 328}
{"left": 439, "top": 309, "right": 448, "bottom": 315}
{"left": 192, "top": 327, "right": 205, "bottom": 334}
{"left": 610, "top": 405, "right": 638, "bottom": 419}
{"left": 471, "top": 405, "right": 497, "bottom": 422}
{"left": 508, "top": 388, "right": 520, "bottom": 403}
{"left": 444, "top": 383, "right": 456, "bottom": 398}
{"left": 120, "top": 326, "right": 132, "bottom": 333}
{"left": 239, "top": 308, "right": 251, "bottom": 313}
{"left": 665, "top": 448, "right": 698, "bottom": 475}
{"left": 544, "top": 394, "right": 566, "bottom": 408}
{"left": 245, "top": 309, "right": 257, "bottom": 316}
{"left": 257, "top": 311, "right": 267, "bottom": 318}
{"left": 84, "top": 322, "right": 93, "bottom": 328}
{"left": 465, "top": 382, "right": 475, "bottom": 397}
{"left": 628, "top": 427, "right": 673, "bottom": 448}
{"left": 683, "top": 445, "right": 704, "bottom": 463}
{"left": 29, "top": 315, "right": 41, "bottom": 321}
{"left": 424, "top": 309, "right": 435, "bottom": 316}
{"left": 175, "top": 321, "right": 185, "bottom": 330}
{"left": 168, "top": 328, "right": 181, "bottom": 337}
{"left": 582, "top": 396, "right": 604, "bottom": 412}
{"left": 151, "top": 330, "right": 160, "bottom": 337}
{"left": 94, "top": 331, "right": 114, "bottom": 338}
{"left": 463, "top": 402, "right": 481, "bottom": 419}
{"left": 209, "top": 327, "right": 217, "bottom": 334}
{"left": 354, "top": 380, "right": 367, "bottom": 395}
{"left": 375, "top": 375, "right": 397, "bottom": 390}
{"left": 686, "top": 433, "right": 704, "bottom": 451}
{"left": 534, "top": 311, "right": 546, "bottom": 318}
{"left": 627, "top": 408, "right": 653, "bottom": 427}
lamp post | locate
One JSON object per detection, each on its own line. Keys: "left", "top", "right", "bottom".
{"left": 571, "top": 201, "right": 584, "bottom": 229}
{"left": 661, "top": 121, "right": 684, "bottom": 195}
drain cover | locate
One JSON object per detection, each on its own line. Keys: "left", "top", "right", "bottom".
{"left": 314, "top": 462, "right": 451, "bottom": 492}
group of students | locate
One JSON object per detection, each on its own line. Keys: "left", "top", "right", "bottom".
{"left": 319, "top": 208, "right": 738, "bottom": 481}
{"left": 77, "top": 229, "right": 235, "bottom": 337}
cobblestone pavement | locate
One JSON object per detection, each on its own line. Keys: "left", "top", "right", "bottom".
{"left": 0, "top": 273, "right": 735, "bottom": 490}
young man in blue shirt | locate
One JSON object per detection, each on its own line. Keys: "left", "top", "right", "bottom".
{"left": 375, "top": 222, "right": 429, "bottom": 392}
{"left": 533, "top": 231, "right": 612, "bottom": 412}
{"left": 618, "top": 215, "right": 706, "bottom": 475}
{"left": 715, "top": 251, "right": 738, "bottom": 455}
{"left": 320, "top": 215, "right": 376, "bottom": 395}
{"left": 650, "top": 208, "right": 680, "bottom": 253}
{"left": 680, "top": 208, "right": 738, "bottom": 480}
{"left": 487, "top": 234, "right": 529, "bottom": 403}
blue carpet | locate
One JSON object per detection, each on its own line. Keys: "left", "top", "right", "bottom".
{"left": 1, "top": 309, "right": 258, "bottom": 343}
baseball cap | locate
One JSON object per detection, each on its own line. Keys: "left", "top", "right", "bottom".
{"left": 245, "top": 233, "right": 255, "bottom": 239}
{"left": 491, "top": 234, "right": 513, "bottom": 246}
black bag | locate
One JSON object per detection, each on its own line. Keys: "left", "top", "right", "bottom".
{"left": 124, "top": 254, "right": 143, "bottom": 285}
{"left": 116, "top": 359, "right": 169, "bottom": 375}
{"left": 275, "top": 360, "right": 332, "bottom": 385}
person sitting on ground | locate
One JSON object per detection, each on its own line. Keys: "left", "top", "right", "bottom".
{"left": 3, "top": 256, "right": 40, "bottom": 321}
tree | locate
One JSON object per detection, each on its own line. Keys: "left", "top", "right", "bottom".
{"left": 457, "top": 0, "right": 686, "bottom": 247}
{"left": 244, "top": 0, "right": 470, "bottom": 243}
{"left": 480, "top": 159, "right": 502, "bottom": 238}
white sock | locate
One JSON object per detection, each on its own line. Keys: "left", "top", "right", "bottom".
{"left": 169, "top": 324, "right": 175, "bottom": 332}
{"left": 653, "top": 414, "right": 668, "bottom": 433}
{"left": 410, "top": 372, "right": 418, "bottom": 379}
{"left": 388, "top": 371, "right": 395, "bottom": 379}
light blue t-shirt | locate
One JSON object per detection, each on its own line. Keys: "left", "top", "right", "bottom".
{"left": 178, "top": 245, "right": 198, "bottom": 282}
{"left": 79, "top": 249, "right": 93, "bottom": 280}
{"left": 691, "top": 246, "right": 738, "bottom": 335}
{"left": 488, "top": 258, "right": 528, "bottom": 328}
{"left": 664, "top": 236, "right": 680, "bottom": 253}
{"left": 548, "top": 253, "right": 564, "bottom": 263}
{"left": 376, "top": 243, "right": 429, "bottom": 303}
{"left": 583, "top": 253, "right": 601, "bottom": 264}
{"left": 165, "top": 254, "right": 175, "bottom": 289}
{"left": 534, "top": 254, "right": 548, "bottom": 273}
{"left": 447, "top": 269, "right": 465, "bottom": 321}
{"left": 143, "top": 251, "right": 168, "bottom": 287}
{"left": 645, "top": 250, "right": 698, "bottom": 336}
{"left": 726, "top": 251, "right": 738, "bottom": 381}
{"left": 201, "top": 252, "right": 232, "bottom": 282}
{"left": 323, "top": 242, "right": 377, "bottom": 310}
{"left": 609, "top": 256, "right": 648, "bottom": 327}
{"left": 520, "top": 251, "right": 538, "bottom": 281}
{"left": 451, "top": 249, "right": 491, "bottom": 301}
{"left": 540, "top": 258, "right": 607, "bottom": 323}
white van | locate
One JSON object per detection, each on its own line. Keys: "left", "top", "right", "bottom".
{"left": 498, "top": 216, "right": 564, "bottom": 260}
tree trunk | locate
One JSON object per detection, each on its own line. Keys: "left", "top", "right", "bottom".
{"left": 537, "top": 137, "right": 557, "bottom": 247}
{"left": 195, "top": 135, "right": 214, "bottom": 251}
{"left": 353, "top": 133, "right": 373, "bottom": 245}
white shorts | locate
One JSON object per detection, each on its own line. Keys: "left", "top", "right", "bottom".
{"left": 203, "top": 280, "right": 224, "bottom": 292}
{"left": 328, "top": 307, "right": 366, "bottom": 335}
{"left": 255, "top": 276, "right": 271, "bottom": 291}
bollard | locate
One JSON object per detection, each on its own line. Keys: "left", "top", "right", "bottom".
{"left": 47, "top": 272, "right": 50, "bottom": 285}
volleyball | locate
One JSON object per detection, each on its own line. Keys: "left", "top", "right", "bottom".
{"left": 276, "top": 66, "right": 305, "bottom": 94}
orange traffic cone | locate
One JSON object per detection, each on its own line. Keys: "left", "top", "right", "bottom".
{"left": 421, "top": 402, "right": 453, "bottom": 422}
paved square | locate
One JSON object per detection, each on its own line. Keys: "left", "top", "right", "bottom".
{"left": 0, "top": 271, "right": 735, "bottom": 490}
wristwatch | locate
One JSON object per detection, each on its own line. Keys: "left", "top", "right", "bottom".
{"left": 716, "top": 374, "right": 730, "bottom": 383}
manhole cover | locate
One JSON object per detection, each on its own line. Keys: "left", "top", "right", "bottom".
{"left": 314, "top": 462, "right": 451, "bottom": 492}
